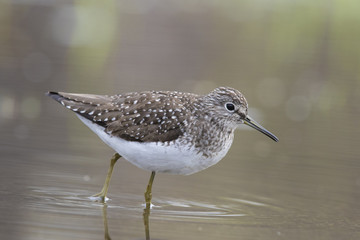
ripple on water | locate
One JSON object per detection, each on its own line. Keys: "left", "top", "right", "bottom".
{"left": 27, "top": 185, "right": 282, "bottom": 224}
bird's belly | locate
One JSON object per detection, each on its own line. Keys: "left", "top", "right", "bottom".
{"left": 105, "top": 138, "right": 219, "bottom": 175}
{"left": 77, "top": 115, "right": 231, "bottom": 175}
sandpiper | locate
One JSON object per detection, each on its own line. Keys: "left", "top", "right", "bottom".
{"left": 47, "top": 87, "right": 278, "bottom": 207}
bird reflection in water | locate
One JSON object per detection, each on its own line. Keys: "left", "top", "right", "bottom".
{"left": 143, "top": 205, "right": 151, "bottom": 240}
{"left": 101, "top": 205, "right": 111, "bottom": 240}
{"left": 101, "top": 204, "right": 152, "bottom": 240}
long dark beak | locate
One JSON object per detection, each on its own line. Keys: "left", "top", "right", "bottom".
{"left": 244, "top": 116, "right": 279, "bottom": 142}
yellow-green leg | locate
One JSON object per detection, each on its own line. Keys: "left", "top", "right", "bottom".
{"left": 144, "top": 171, "right": 156, "bottom": 209}
{"left": 92, "top": 153, "right": 121, "bottom": 202}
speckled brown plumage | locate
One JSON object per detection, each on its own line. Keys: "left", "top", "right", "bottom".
{"left": 47, "top": 90, "right": 203, "bottom": 143}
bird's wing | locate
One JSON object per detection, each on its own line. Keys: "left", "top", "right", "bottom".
{"left": 47, "top": 91, "right": 192, "bottom": 142}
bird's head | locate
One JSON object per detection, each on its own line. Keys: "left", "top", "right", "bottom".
{"left": 204, "top": 87, "right": 278, "bottom": 142}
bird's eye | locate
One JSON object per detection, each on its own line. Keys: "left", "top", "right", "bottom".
{"left": 225, "top": 102, "right": 235, "bottom": 112}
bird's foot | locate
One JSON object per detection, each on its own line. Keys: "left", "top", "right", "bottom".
{"left": 89, "top": 192, "right": 109, "bottom": 203}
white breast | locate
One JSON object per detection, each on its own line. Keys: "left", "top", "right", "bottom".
{"left": 76, "top": 115, "right": 233, "bottom": 175}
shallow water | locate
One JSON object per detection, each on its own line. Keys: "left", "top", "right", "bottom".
{"left": 1, "top": 1, "right": 360, "bottom": 239}
{"left": 1, "top": 110, "right": 360, "bottom": 239}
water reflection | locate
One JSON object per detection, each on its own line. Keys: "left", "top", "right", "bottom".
{"left": 28, "top": 185, "right": 255, "bottom": 219}
{"left": 27, "top": 185, "right": 274, "bottom": 239}
{"left": 98, "top": 192, "right": 152, "bottom": 239}
{"left": 143, "top": 205, "right": 151, "bottom": 240}
{"left": 98, "top": 202, "right": 158, "bottom": 240}
{"left": 102, "top": 205, "right": 112, "bottom": 240}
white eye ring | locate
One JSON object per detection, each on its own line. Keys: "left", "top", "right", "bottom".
{"left": 225, "top": 102, "right": 235, "bottom": 112}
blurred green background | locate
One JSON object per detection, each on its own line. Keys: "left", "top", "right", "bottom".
{"left": 1, "top": 0, "right": 360, "bottom": 239}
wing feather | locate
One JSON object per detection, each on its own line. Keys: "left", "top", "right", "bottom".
{"left": 47, "top": 91, "right": 195, "bottom": 143}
